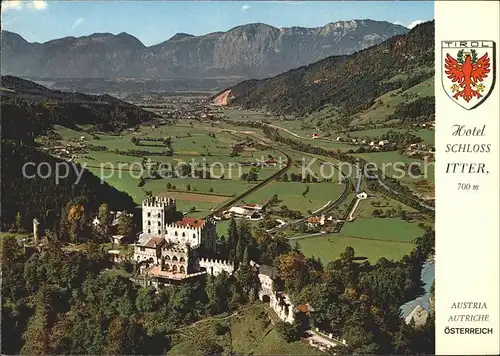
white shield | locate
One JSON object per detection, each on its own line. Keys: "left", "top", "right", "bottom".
{"left": 441, "top": 40, "right": 496, "bottom": 110}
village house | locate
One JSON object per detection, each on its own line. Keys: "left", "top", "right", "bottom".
{"left": 307, "top": 214, "right": 326, "bottom": 228}
{"left": 224, "top": 205, "right": 264, "bottom": 220}
{"left": 241, "top": 203, "right": 264, "bottom": 212}
{"left": 264, "top": 158, "right": 278, "bottom": 166}
{"left": 253, "top": 262, "right": 316, "bottom": 326}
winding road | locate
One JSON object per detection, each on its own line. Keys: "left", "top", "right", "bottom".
{"left": 207, "top": 128, "right": 293, "bottom": 218}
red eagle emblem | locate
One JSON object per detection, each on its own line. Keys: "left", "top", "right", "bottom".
{"left": 444, "top": 49, "right": 491, "bottom": 103}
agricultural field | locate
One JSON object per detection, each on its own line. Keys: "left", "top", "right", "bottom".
{"left": 349, "top": 127, "right": 434, "bottom": 146}
{"left": 242, "top": 181, "right": 346, "bottom": 214}
{"left": 295, "top": 196, "right": 425, "bottom": 263}
{"left": 349, "top": 127, "right": 403, "bottom": 138}
{"left": 415, "top": 129, "right": 435, "bottom": 145}
{"left": 354, "top": 195, "right": 416, "bottom": 218}
{"left": 350, "top": 76, "right": 434, "bottom": 126}
{"left": 296, "top": 233, "right": 415, "bottom": 264}
{"left": 49, "top": 122, "right": 289, "bottom": 217}
{"left": 46, "top": 107, "right": 432, "bottom": 265}
{"left": 169, "top": 303, "right": 319, "bottom": 356}
{"left": 352, "top": 151, "right": 435, "bottom": 191}
{"left": 341, "top": 218, "right": 424, "bottom": 242}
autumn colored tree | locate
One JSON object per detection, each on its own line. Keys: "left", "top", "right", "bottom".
{"left": 277, "top": 251, "right": 310, "bottom": 294}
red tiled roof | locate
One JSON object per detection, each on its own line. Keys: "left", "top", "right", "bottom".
{"left": 175, "top": 217, "right": 206, "bottom": 228}
{"left": 296, "top": 304, "right": 309, "bottom": 313}
{"left": 307, "top": 216, "right": 321, "bottom": 223}
{"left": 143, "top": 236, "right": 165, "bottom": 248}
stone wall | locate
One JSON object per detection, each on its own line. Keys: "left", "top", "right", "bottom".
{"left": 199, "top": 258, "right": 234, "bottom": 276}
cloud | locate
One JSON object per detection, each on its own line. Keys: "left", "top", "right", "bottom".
{"left": 407, "top": 20, "right": 424, "bottom": 29}
{"left": 392, "top": 21, "right": 403, "bottom": 26}
{"left": 30, "top": 1, "right": 48, "bottom": 10}
{"left": 1, "top": 1, "right": 23, "bottom": 12}
{"left": 1, "top": 0, "right": 48, "bottom": 13}
{"left": 72, "top": 17, "right": 84, "bottom": 29}
{"left": 240, "top": 4, "right": 251, "bottom": 12}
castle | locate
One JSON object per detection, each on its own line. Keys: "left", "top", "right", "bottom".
{"left": 134, "top": 196, "right": 234, "bottom": 286}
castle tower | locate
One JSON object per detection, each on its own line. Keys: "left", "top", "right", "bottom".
{"left": 33, "top": 218, "right": 40, "bottom": 245}
{"left": 141, "top": 196, "right": 176, "bottom": 238}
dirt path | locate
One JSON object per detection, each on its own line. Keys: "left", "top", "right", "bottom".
{"left": 267, "top": 123, "right": 340, "bottom": 145}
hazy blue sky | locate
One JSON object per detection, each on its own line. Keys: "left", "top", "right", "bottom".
{"left": 2, "top": 1, "right": 434, "bottom": 46}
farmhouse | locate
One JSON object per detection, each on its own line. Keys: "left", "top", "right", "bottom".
{"left": 241, "top": 203, "right": 263, "bottom": 211}
{"left": 307, "top": 215, "right": 325, "bottom": 228}
{"left": 356, "top": 191, "right": 368, "bottom": 199}
{"left": 264, "top": 158, "right": 278, "bottom": 166}
{"left": 225, "top": 206, "right": 263, "bottom": 220}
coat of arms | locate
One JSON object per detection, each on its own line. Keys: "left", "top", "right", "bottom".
{"left": 442, "top": 41, "right": 496, "bottom": 110}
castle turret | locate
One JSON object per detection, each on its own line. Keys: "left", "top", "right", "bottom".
{"left": 141, "top": 196, "right": 176, "bottom": 238}
{"left": 33, "top": 218, "right": 40, "bottom": 245}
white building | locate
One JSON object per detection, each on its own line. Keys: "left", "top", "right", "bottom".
{"left": 140, "top": 196, "right": 177, "bottom": 240}
{"left": 257, "top": 264, "right": 277, "bottom": 298}
{"left": 164, "top": 216, "right": 216, "bottom": 250}
{"left": 134, "top": 236, "right": 165, "bottom": 263}
{"left": 199, "top": 258, "right": 235, "bottom": 276}
{"left": 133, "top": 196, "right": 222, "bottom": 284}
{"left": 356, "top": 191, "right": 368, "bottom": 199}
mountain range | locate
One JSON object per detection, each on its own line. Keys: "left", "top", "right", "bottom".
{"left": 1, "top": 20, "right": 408, "bottom": 79}
{"left": 214, "top": 21, "right": 434, "bottom": 120}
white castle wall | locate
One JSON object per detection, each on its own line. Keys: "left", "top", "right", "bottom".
{"left": 134, "top": 244, "right": 160, "bottom": 264}
{"left": 199, "top": 258, "right": 234, "bottom": 276}
{"left": 165, "top": 224, "right": 203, "bottom": 247}
{"left": 165, "top": 217, "right": 216, "bottom": 250}
{"left": 161, "top": 246, "right": 190, "bottom": 274}
{"left": 270, "top": 292, "right": 295, "bottom": 324}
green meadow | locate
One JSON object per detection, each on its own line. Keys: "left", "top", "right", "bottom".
{"left": 242, "top": 181, "right": 346, "bottom": 213}
{"left": 297, "top": 233, "right": 415, "bottom": 264}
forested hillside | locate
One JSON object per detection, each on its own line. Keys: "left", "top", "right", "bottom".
{"left": 1, "top": 76, "right": 157, "bottom": 131}
{"left": 219, "top": 21, "right": 434, "bottom": 119}
{"left": 0, "top": 77, "right": 149, "bottom": 230}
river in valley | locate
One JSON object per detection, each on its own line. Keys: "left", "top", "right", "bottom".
{"left": 400, "top": 260, "right": 435, "bottom": 318}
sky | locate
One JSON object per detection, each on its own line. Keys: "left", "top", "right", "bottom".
{"left": 1, "top": 1, "right": 434, "bottom": 46}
